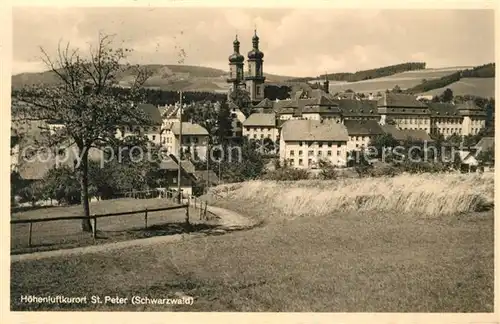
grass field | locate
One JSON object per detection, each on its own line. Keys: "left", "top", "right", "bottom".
{"left": 11, "top": 173, "right": 494, "bottom": 311}
{"left": 420, "top": 77, "right": 495, "bottom": 98}
{"left": 11, "top": 198, "right": 213, "bottom": 254}
{"left": 327, "top": 67, "right": 466, "bottom": 94}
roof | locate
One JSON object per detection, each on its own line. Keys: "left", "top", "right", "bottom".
{"left": 243, "top": 113, "right": 276, "bottom": 127}
{"left": 475, "top": 136, "right": 494, "bottom": 152}
{"left": 137, "top": 103, "right": 163, "bottom": 125}
{"left": 377, "top": 93, "right": 428, "bottom": 108}
{"left": 281, "top": 119, "right": 349, "bottom": 142}
{"left": 159, "top": 158, "right": 196, "bottom": 173}
{"left": 194, "top": 170, "right": 220, "bottom": 186}
{"left": 456, "top": 100, "right": 487, "bottom": 117}
{"left": 171, "top": 122, "right": 209, "bottom": 136}
{"left": 343, "top": 120, "right": 384, "bottom": 136}
{"left": 458, "top": 151, "right": 478, "bottom": 166}
{"left": 336, "top": 99, "right": 379, "bottom": 116}
{"left": 380, "top": 125, "right": 432, "bottom": 142}
{"left": 427, "top": 103, "right": 460, "bottom": 117}
{"left": 253, "top": 98, "right": 274, "bottom": 109}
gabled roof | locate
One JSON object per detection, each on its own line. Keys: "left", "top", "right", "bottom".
{"left": 475, "top": 136, "right": 494, "bottom": 152}
{"left": 281, "top": 119, "right": 349, "bottom": 142}
{"left": 242, "top": 113, "right": 276, "bottom": 127}
{"left": 343, "top": 120, "right": 384, "bottom": 136}
{"left": 171, "top": 122, "right": 209, "bottom": 136}
{"left": 194, "top": 170, "right": 220, "bottom": 186}
{"left": 253, "top": 98, "right": 274, "bottom": 108}
{"left": 137, "top": 103, "right": 163, "bottom": 125}
{"left": 377, "top": 93, "right": 428, "bottom": 108}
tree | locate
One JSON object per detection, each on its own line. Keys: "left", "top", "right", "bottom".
{"left": 14, "top": 33, "right": 152, "bottom": 232}
{"left": 440, "top": 88, "right": 454, "bottom": 103}
{"left": 43, "top": 166, "right": 81, "bottom": 205}
{"left": 228, "top": 88, "right": 252, "bottom": 117}
{"left": 392, "top": 85, "right": 402, "bottom": 93}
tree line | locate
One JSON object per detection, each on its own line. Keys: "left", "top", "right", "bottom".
{"left": 285, "top": 62, "right": 426, "bottom": 83}
{"left": 406, "top": 63, "right": 495, "bottom": 94}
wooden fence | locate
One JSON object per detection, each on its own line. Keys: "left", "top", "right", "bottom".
{"left": 11, "top": 188, "right": 213, "bottom": 248}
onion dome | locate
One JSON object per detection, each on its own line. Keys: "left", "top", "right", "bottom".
{"left": 228, "top": 35, "right": 244, "bottom": 63}
{"left": 248, "top": 30, "right": 264, "bottom": 60}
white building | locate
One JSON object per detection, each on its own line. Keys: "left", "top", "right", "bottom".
{"left": 242, "top": 113, "right": 278, "bottom": 142}
{"left": 279, "top": 119, "right": 349, "bottom": 169}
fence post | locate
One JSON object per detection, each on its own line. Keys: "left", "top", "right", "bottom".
{"left": 28, "top": 222, "right": 33, "bottom": 247}
{"left": 92, "top": 215, "right": 97, "bottom": 239}
{"left": 144, "top": 208, "right": 148, "bottom": 229}
{"left": 185, "top": 200, "right": 190, "bottom": 226}
{"left": 204, "top": 201, "right": 208, "bottom": 220}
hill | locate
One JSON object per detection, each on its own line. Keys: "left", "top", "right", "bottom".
{"left": 419, "top": 77, "right": 495, "bottom": 99}
{"left": 288, "top": 62, "right": 427, "bottom": 83}
{"left": 12, "top": 64, "right": 296, "bottom": 92}
{"left": 326, "top": 67, "right": 469, "bottom": 94}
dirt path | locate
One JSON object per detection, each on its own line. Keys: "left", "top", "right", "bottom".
{"left": 11, "top": 205, "right": 256, "bottom": 263}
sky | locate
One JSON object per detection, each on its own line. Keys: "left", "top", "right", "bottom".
{"left": 12, "top": 7, "right": 495, "bottom": 77}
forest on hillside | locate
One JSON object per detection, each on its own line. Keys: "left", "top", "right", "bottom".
{"left": 286, "top": 62, "right": 427, "bottom": 83}
{"left": 405, "top": 63, "right": 495, "bottom": 94}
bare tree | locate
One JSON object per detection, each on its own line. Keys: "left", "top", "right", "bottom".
{"left": 14, "top": 33, "right": 153, "bottom": 232}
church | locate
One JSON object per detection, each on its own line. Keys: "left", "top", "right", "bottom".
{"left": 227, "top": 32, "right": 487, "bottom": 140}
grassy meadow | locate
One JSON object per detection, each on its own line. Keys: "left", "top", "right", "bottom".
{"left": 11, "top": 173, "right": 494, "bottom": 311}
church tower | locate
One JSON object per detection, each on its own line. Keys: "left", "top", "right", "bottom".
{"left": 227, "top": 35, "right": 245, "bottom": 93}
{"left": 245, "top": 30, "right": 266, "bottom": 103}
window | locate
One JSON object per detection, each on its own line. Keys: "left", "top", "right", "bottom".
{"left": 290, "top": 150, "right": 295, "bottom": 156}
{"left": 267, "top": 134, "right": 271, "bottom": 138}
{"left": 290, "top": 159, "right": 295, "bottom": 166}
{"left": 337, "top": 150, "right": 341, "bottom": 156}
{"left": 299, "top": 150, "right": 303, "bottom": 156}
{"left": 308, "top": 158, "right": 312, "bottom": 166}
{"left": 328, "top": 142, "right": 332, "bottom": 147}
{"left": 299, "top": 142, "right": 303, "bottom": 147}
{"left": 356, "top": 144, "right": 359, "bottom": 148}
{"left": 318, "top": 151, "right": 322, "bottom": 156}
{"left": 152, "top": 135, "right": 156, "bottom": 141}
{"left": 327, "top": 150, "right": 332, "bottom": 156}
{"left": 308, "top": 150, "right": 314, "bottom": 157}
{"left": 318, "top": 142, "right": 323, "bottom": 148}
{"left": 260, "top": 134, "right": 264, "bottom": 139}
{"left": 299, "top": 159, "right": 303, "bottom": 166}
{"left": 193, "top": 137, "right": 199, "bottom": 143}
{"left": 253, "top": 134, "right": 257, "bottom": 139}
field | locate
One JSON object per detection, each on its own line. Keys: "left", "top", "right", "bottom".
{"left": 419, "top": 77, "right": 495, "bottom": 99}
{"left": 11, "top": 173, "right": 494, "bottom": 311}
{"left": 327, "top": 67, "right": 468, "bottom": 94}
{"left": 11, "top": 198, "right": 213, "bottom": 254}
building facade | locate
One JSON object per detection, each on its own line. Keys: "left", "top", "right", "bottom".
{"left": 242, "top": 113, "right": 279, "bottom": 142}
{"left": 279, "top": 119, "right": 349, "bottom": 168}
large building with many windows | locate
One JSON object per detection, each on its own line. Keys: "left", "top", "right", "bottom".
{"left": 279, "top": 119, "right": 349, "bottom": 169}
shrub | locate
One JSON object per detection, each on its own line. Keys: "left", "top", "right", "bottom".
{"left": 318, "top": 160, "right": 338, "bottom": 180}
{"left": 261, "top": 167, "right": 310, "bottom": 181}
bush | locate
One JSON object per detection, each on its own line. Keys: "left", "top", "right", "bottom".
{"left": 261, "top": 167, "right": 310, "bottom": 181}
{"left": 318, "top": 160, "right": 337, "bottom": 180}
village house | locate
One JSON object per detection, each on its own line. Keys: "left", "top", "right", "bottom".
{"left": 115, "top": 103, "right": 163, "bottom": 145}
{"left": 242, "top": 113, "right": 279, "bottom": 142}
{"left": 162, "top": 121, "right": 209, "bottom": 160}
{"left": 159, "top": 156, "right": 198, "bottom": 197}
{"left": 279, "top": 119, "right": 349, "bottom": 169}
